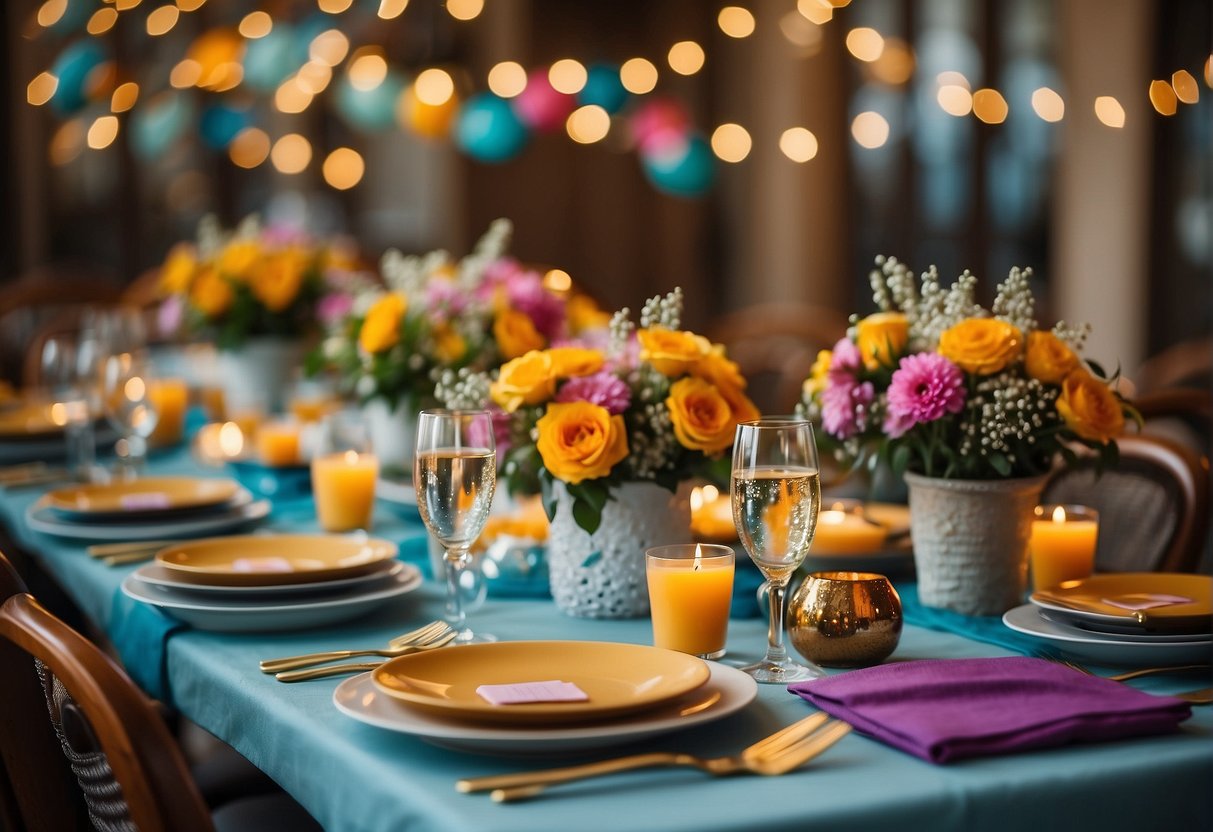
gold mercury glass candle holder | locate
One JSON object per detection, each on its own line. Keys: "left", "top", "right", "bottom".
{"left": 787, "top": 571, "right": 903, "bottom": 667}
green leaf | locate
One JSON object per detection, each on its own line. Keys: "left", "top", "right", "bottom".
{"left": 1086, "top": 359, "right": 1107, "bottom": 379}
{"left": 580, "top": 551, "right": 603, "bottom": 568}
{"left": 572, "top": 497, "right": 603, "bottom": 535}
{"left": 988, "top": 452, "right": 1012, "bottom": 477}
{"left": 890, "top": 442, "right": 911, "bottom": 476}
{"left": 538, "top": 470, "right": 557, "bottom": 521}
{"left": 567, "top": 480, "right": 608, "bottom": 513}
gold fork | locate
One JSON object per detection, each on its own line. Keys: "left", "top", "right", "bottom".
{"left": 457, "top": 712, "right": 851, "bottom": 802}
{"left": 272, "top": 630, "right": 458, "bottom": 682}
{"left": 259, "top": 620, "right": 452, "bottom": 674}
{"left": 1056, "top": 660, "right": 1213, "bottom": 704}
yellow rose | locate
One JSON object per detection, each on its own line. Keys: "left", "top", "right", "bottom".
{"left": 536, "top": 401, "right": 629, "bottom": 484}
{"left": 567, "top": 294, "right": 611, "bottom": 334}
{"left": 490, "top": 350, "right": 556, "bottom": 412}
{"left": 359, "top": 293, "right": 407, "bottom": 355}
{"left": 693, "top": 346, "right": 747, "bottom": 392}
{"left": 666, "top": 377, "right": 759, "bottom": 454}
{"left": 938, "top": 318, "right": 1022, "bottom": 375}
{"left": 251, "top": 251, "right": 308, "bottom": 312}
{"left": 432, "top": 322, "right": 466, "bottom": 363}
{"left": 802, "top": 349, "right": 832, "bottom": 398}
{"left": 637, "top": 327, "right": 712, "bottom": 377}
{"left": 159, "top": 244, "right": 196, "bottom": 295}
{"left": 1056, "top": 370, "right": 1125, "bottom": 443}
{"left": 217, "top": 240, "right": 260, "bottom": 281}
{"left": 547, "top": 347, "right": 604, "bottom": 379}
{"left": 189, "top": 267, "right": 233, "bottom": 318}
{"left": 1024, "top": 330, "right": 1080, "bottom": 384}
{"left": 493, "top": 308, "right": 546, "bottom": 359}
{"left": 856, "top": 312, "right": 909, "bottom": 370}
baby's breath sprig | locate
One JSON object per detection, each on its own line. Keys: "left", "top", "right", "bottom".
{"left": 608, "top": 308, "right": 634, "bottom": 357}
{"left": 1053, "top": 320, "right": 1092, "bottom": 351}
{"left": 433, "top": 367, "right": 491, "bottom": 411}
{"left": 993, "top": 266, "right": 1036, "bottom": 333}
{"left": 640, "top": 288, "right": 683, "bottom": 330}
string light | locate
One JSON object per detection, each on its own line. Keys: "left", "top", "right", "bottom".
{"left": 229, "top": 127, "right": 270, "bottom": 168}
{"left": 239, "top": 11, "right": 272, "bottom": 39}
{"left": 549, "top": 59, "right": 588, "bottom": 95}
{"left": 668, "top": 41, "right": 705, "bottom": 76}
{"left": 27, "top": 72, "right": 58, "bottom": 106}
{"left": 1094, "top": 96, "right": 1125, "bottom": 128}
{"left": 779, "top": 127, "right": 818, "bottom": 162}
{"left": 718, "top": 7, "right": 756, "bottom": 39}
{"left": 446, "top": 0, "right": 483, "bottom": 21}
{"left": 1031, "top": 87, "right": 1064, "bottom": 122}
{"left": 567, "top": 105, "right": 610, "bottom": 144}
{"left": 322, "top": 147, "right": 365, "bottom": 189}
{"left": 1149, "top": 80, "right": 1178, "bottom": 116}
{"left": 86, "top": 115, "right": 119, "bottom": 150}
{"left": 710, "top": 123, "right": 751, "bottom": 162}
{"left": 851, "top": 111, "right": 889, "bottom": 149}
{"left": 620, "top": 58, "right": 658, "bottom": 94}
{"left": 271, "top": 134, "right": 312, "bottom": 174}
{"left": 146, "top": 5, "right": 179, "bottom": 36}
{"left": 488, "top": 61, "right": 527, "bottom": 98}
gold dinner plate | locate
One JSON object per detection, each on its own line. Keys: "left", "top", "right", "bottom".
{"left": 45, "top": 477, "right": 242, "bottom": 518}
{"left": 371, "top": 641, "right": 711, "bottom": 725}
{"left": 1031, "top": 573, "right": 1213, "bottom": 634}
{"left": 0, "top": 403, "right": 62, "bottom": 438}
{"left": 155, "top": 534, "right": 398, "bottom": 587}
{"left": 863, "top": 503, "right": 911, "bottom": 537}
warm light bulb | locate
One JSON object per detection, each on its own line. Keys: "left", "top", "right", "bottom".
{"left": 718, "top": 6, "right": 756, "bottom": 38}
{"left": 414, "top": 68, "right": 454, "bottom": 106}
{"left": 1031, "top": 87, "right": 1064, "bottom": 122}
{"left": 668, "top": 41, "right": 705, "bottom": 76}
{"left": 271, "top": 134, "right": 312, "bottom": 174}
{"left": 851, "top": 111, "right": 889, "bottom": 148}
{"left": 1094, "top": 95, "right": 1125, "bottom": 128}
{"left": 620, "top": 58, "right": 658, "bottom": 94}
{"left": 549, "top": 59, "right": 587, "bottom": 95}
{"left": 488, "top": 61, "right": 527, "bottom": 98}
{"left": 779, "top": 126, "right": 818, "bottom": 162}
{"left": 322, "top": 147, "right": 365, "bottom": 190}
{"left": 711, "top": 123, "right": 751, "bottom": 162}
{"left": 239, "top": 11, "right": 272, "bottom": 39}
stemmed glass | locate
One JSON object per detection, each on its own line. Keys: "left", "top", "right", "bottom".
{"left": 101, "top": 352, "right": 159, "bottom": 481}
{"left": 414, "top": 410, "right": 497, "bottom": 644}
{"left": 731, "top": 417, "right": 825, "bottom": 683}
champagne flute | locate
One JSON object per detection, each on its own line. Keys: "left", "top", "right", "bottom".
{"left": 731, "top": 418, "right": 825, "bottom": 683}
{"left": 414, "top": 410, "right": 497, "bottom": 644}
{"left": 101, "top": 352, "right": 159, "bottom": 481}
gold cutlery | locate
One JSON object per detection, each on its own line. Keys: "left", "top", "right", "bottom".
{"left": 1173, "top": 687, "right": 1213, "bottom": 705}
{"left": 87, "top": 540, "right": 178, "bottom": 558}
{"left": 457, "top": 712, "right": 851, "bottom": 802}
{"left": 275, "top": 661, "right": 390, "bottom": 683}
{"left": 1055, "top": 660, "right": 1213, "bottom": 704}
{"left": 260, "top": 620, "right": 453, "bottom": 674}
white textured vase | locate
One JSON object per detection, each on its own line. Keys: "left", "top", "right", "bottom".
{"left": 548, "top": 480, "right": 692, "bottom": 619}
{"left": 216, "top": 337, "right": 304, "bottom": 415}
{"left": 905, "top": 472, "right": 1048, "bottom": 616}
{"left": 363, "top": 397, "right": 418, "bottom": 472}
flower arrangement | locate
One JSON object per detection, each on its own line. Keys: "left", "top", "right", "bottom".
{"left": 157, "top": 215, "right": 359, "bottom": 349}
{"left": 313, "top": 219, "right": 609, "bottom": 410}
{"left": 437, "top": 288, "right": 760, "bottom": 534}
{"left": 800, "top": 256, "right": 1135, "bottom": 480}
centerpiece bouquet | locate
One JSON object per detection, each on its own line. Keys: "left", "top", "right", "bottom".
{"left": 438, "top": 288, "right": 759, "bottom": 618}
{"left": 800, "top": 256, "right": 1135, "bottom": 615}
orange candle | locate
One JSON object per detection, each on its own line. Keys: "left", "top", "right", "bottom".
{"left": 197, "top": 386, "right": 227, "bottom": 421}
{"left": 646, "top": 544, "right": 734, "bottom": 659}
{"left": 289, "top": 395, "right": 338, "bottom": 423}
{"left": 1030, "top": 505, "right": 1099, "bottom": 591}
{"left": 256, "top": 421, "right": 302, "bottom": 467}
{"left": 813, "top": 509, "right": 888, "bottom": 554}
{"left": 147, "top": 378, "right": 188, "bottom": 446}
{"left": 311, "top": 450, "right": 378, "bottom": 532}
{"left": 690, "top": 486, "right": 738, "bottom": 542}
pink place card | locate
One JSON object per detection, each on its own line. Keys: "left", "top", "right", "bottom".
{"left": 1101, "top": 593, "right": 1194, "bottom": 611}
{"left": 475, "top": 681, "right": 590, "bottom": 706}
{"left": 120, "top": 492, "right": 172, "bottom": 510}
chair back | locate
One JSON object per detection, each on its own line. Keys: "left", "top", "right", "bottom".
{"left": 1042, "top": 435, "right": 1210, "bottom": 573}
{"left": 707, "top": 302, "right": 848, "bottom": 415}
{"left": 1135, "top": 336, "right": 1212, "bottom": 394}
{"left": 1133, "top": 387, "right": 1212, "bottom": 461}
{"left": 0, "top": 552, "right": 213, "bottom": 832}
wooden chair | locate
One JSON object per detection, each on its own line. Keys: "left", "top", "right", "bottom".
{"left": 1134, "top": 335, "right": 1212, "bottom": 394}
{"left": 1133, "top": 387, "right": 1212, "bottom": 459}
{"left": 707, "top": 302, "right": 849, "bottom": 415}
{"left": 1041, "top": 435, "right": 1210, "bottom": 573}
{"left": 0, "top": 553, "right": 320, "bottom": 832}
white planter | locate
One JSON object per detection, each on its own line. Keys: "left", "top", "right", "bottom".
{"left": 363, "top": 398, "right": 418, "bottom": 472}
{"left": 216, "top": 338, "right": 304, "bottom": 415}
{"left": 905, "top": 472, "right": 1048, "bottom": 616}
{"left": 548, "top": 480, "right": 692, "bottom": 619}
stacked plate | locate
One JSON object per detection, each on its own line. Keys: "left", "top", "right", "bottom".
{"left": 334, "top": 640, "right": 758, "bottom": 755}
{"left": 1002, "top": 573, "right": 1213, "bottom": 666}
{"left": 121, "top": 534, "right": 421, "bottom": 632}
{"left": 27, "top": 477, "right": 271, "bottom": 540}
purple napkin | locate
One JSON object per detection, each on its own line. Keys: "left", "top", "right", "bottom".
{"left": 787, "top": 657, "right": 1191, "bottom": 764}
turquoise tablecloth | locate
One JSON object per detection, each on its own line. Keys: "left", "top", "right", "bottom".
{"left": 2, "top": 448, "right": 1210, "bottom": 832}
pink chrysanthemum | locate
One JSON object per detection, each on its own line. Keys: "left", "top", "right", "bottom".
{"left": 554, "top": 371, "right": 632, "bottom": 415}
{"left": 424, "top": 280, "right": 468, "bottom": 320}
{"left": 821, "top": 379, "right": 874, "bottom": 439}
{"left": 828, "top": 337, "right": 861, "bottom": 378}
{"left": 157, "top": 295, "right": 184, "bottom": 337}
{"left": 316, "top": 293, "right": 353, "bottom": 327}
{"left": 505, "top": 273, "right": 566, "bottom": 341}
{"left": 883, "top": 352, "right": 966, "bottom": 439}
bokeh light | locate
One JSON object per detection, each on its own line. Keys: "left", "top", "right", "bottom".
{"left": 936, "top": 71, "right": 970, "bottom": 90}
{"left": 797, "top": 0, "right": 833, "bottom": 25}
{"left": 378, "top": 0, "right": 408, "bottom": 19}
{"left": 846, "top": 28, "right": 884, "bottom": 62}
{"left": 718, "top": 7, "right": 756, "bottom": 38}
{"left": 229, "top": 127, "right": 270, "bottom": 168}
{"left": 110, "top": 82, "right": 139, "bottom": 112}
{"left": 1031, "top": 87, "right": 1064, "bottom": 121}
{"left": 87, "top": 8, "right": 119, "bottom": 35}
{"left": 668, "top": 41, "right": 705, "bottom": 76}
{"left": 549, "top": 59, "right": 588, "bottom": 95}
{"left": 937, "top": 85, "right": 972, "bottom": 116}
{"left": 50, "top": 119, "right": 85, "bottom": 166}
{"left": 1094, "top": 95, "right": 1125, "bottom": 128}
{"left": 322, "top": 147, "right": 365, "bottom": 189}
{"left": 274, "top": 78, "right": 313, "bottom": 113}
{"left": 170, "top": 60, "right": 201, "bottom": 89}
{"left": 566, "top": 105, "right": 610, "bottom": 144}
{"left": 317, "top": 0, "right": 353, "bottom": 12}
{"left": 87, "top": 115, "right": 119, "bottom": 150}
{"left": 1149, "top": 80, "right": 1177, "bottom": 116}
{"left": 447, "top": 0, "right": 483, "bottom": 21}
{"left": 779, "top": 127, "right": 818, "bottom": 162}
{"left": 1171, "top": 70, "right": 1199, "bottom": 104}
{"left": 271, "top": 134, "right": 312, "bottom": 174}
{"left": 851, "top": 111, "right": 890, "bottom": 148}
{"left": 870, "top": 39, "right": 915, "bottom": 85}
{"left": 710, "top": 123, "right": 751, "bottom": 163}
{"left": 488, "top": 61, "right": 527, "bottom": 98}
{"left": 620, "top": 58, "right": 658, "bottom": 94}
{"left": 297, "top": 61, "right": 333, "bottom": 94}
{"left": 238, "top": 11, "right": 272, "bottom": 39}
{"left": 309, "top": 30, "right": 349, "bottom": 66}
{"left": 414, "top": 68, "right": 454, "bottom": 106}
{"left": 27, "top": 72, "right": 58, "bottom": 106}
{"left": 176, "top": 0, "right": 207, "bottom": 11}
{"left": 971, "top": 88, "right": 1007, "bottom": 123}
{"left": 146, "top": 5, "right": 179, "bottom": 36}
{"left": 543, "top": 269, "right": 572, "bottom": 292}
{"left": 38, "top": 0, "right": 68, "bottom": 27}
{"left": 348, "top": 51, "right": 388, "bottom": 91}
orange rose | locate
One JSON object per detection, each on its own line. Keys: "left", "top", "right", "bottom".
{"left": 432, "top": 322, "right": 467, "bottom": 363}
{"left": 567, "top": 294, "right": 611, "bottom": 334}
{"left": 666, "top": 377, "right": 759, "bottom": 454}
{"left": 189, "top": 267, "right": 233, "bottom": 318}
{"left": 638, "top": 327, "right": 712, "bottom": 377}
{"left": 159, "top": 244, "right": 196, "bottom": 295}
{"left": 856, "top": 312, "right": 909, "bottom": 370}
{"left": 493, "top": 308, "right": 546, "bottom": 359}
{"left": 251, "top": 250, "right": 308, "bottom": 312}
{"left": 802, "top": 349, "right": 832, "bottom": 398}
{"left": 490, "top": 350, "right": 556, "bottom": 412}
{"left": 217, "top": 240, "right": 260, "bottom": 281}
{"left": 938, "top": 318, "right": 1022, "bottom": 375}
{"left": 536, "top": 401, "right": 629, "bottom": 483}
{"left": 693, "top": 346, "right": 747, "bottom": 392}
{"left": 1025, "top": 330, "right": 1079, "bottom": 384}
{"left": 547, "top": 347, "right": 604, "bottom": 379}
{"left": 359, "top": 293, "right": 407, "bottom": 354}
{"left": 1056, "top": 370, "right": 1125, "bottom": 443}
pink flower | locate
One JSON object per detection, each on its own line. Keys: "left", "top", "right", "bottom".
{"left": 883, "top": 352, "right": 966, "bottom": 439}
{"left": 821, "top": 378, "right": 874, "bottom": 439}
{"left": 157, "top": 295, "right": 184, "bottom": 337}
{"left": 505, "top": 273, "right": 566, "bottom": 341}
{"left": 490, "top": 408, "right": 514, "bottom": 456}
{"left": 828, "top": 337, "right": 861, "bottom": 378}
{"left": 554, "top": 371, "right": 632, "bottom": 415}
{"left": 424, "top": 280, "right": 468, "bottom": 320}
{"left": 316, "top": 293, "right": 353, "bottom": 327}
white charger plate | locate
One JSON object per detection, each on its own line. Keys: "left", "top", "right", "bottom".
{"left": 131, "top": 559, "right": 406, "bottom": 597}
{"left": 120, "top": 564, "right": 421, "bottom": 632}
{"left": 1002, "top": 604, "right": 1213, "bottom": 667}
{"left": 333, "top": 661, "right": 757, "bottom": 756}
{"left": 26, "top": 496, "right": 270, "bottom": 541}
{"left": 1038, "top": 610, "right": 1212, "bottom": 644}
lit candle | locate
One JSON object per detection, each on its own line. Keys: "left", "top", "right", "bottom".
{"left": 1030, "top": 505, "right": 1099, "bottom": 591}
{"left": 289, "top": 395, "right": 338, "bottom": 423}
{"left": 256, "top": 421, "right": 302, "bottom": 467}
{"left": 198, "top": 386, "right": 227, "bottom": 421}
{"left": 690, "top": 485, "right": 737, "bottom": 542}
{"left": 813, "top": 505, "right": 889, "bottom": 554}
{"left": 147, "top": 378, "right": 189, "bottom": 446}
{"left": 311, "top": 450, "right": 379, "bottom": 532}
{"left": 646, "top": 543, "right": 735, "bottom": 659}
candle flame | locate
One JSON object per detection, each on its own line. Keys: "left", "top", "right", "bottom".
{"left": 693, "top": 542, "right": 703, "bottom": 571}
{"left": 690, "top": 487, "right": 704, "bottom": 512}
{"left": 821, "top": 510, "right": 846, "bottom": 525}
{"left": 218, "top": 421, "right": 244, "bottom": 457}
{"left": 1052, "top": 505, "right": 1067, "bottom": 524}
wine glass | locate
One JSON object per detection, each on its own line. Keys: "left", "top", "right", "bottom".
{"left": 101, "top": 352, "right": 159, "bottom": 480}
{"left": 731, "top": 417, "right": 825, "bottom": 683}
{"left": 40, "top": 334, "right": 98, "bottom": 483}
{"left": 414, "top": 410, "right": 497, "bottom": 644}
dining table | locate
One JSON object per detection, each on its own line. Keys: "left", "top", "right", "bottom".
{"left": 0, "top": 443, "right": 1209, "bottom": 832}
